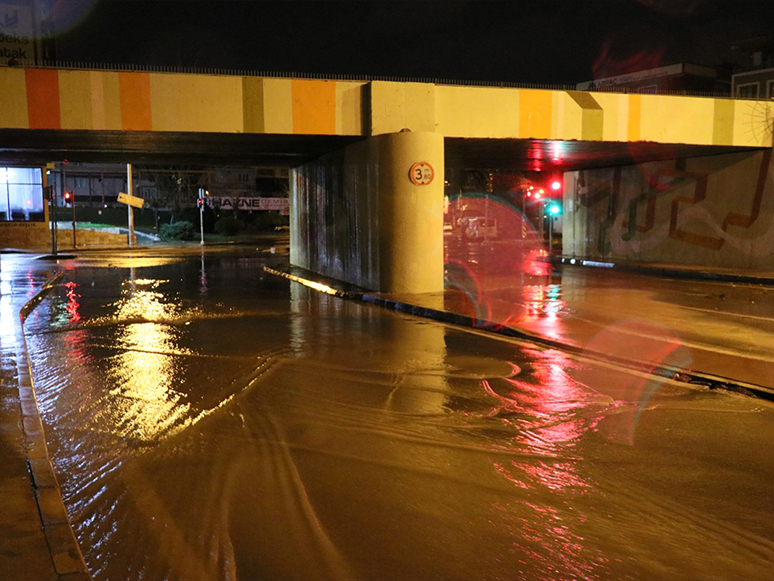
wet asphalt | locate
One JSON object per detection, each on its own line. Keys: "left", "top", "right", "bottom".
{"left": 3, "top": 242, "right": 774, "bottom": 580}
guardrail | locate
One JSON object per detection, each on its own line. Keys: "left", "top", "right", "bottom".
{"left": 2, "top": 59, "right": 757, "bottom": 100}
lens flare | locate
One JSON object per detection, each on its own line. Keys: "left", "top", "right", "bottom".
{"left": 444, "top": 194, "right": 561, "bottom": 329}
{"left": 580, "top": 320, "right": 693, "bottom": 445}
{"left": 42, "top": 0, "right": 101, "bottom": 37}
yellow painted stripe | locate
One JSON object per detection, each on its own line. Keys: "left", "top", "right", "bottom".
{"left": 292, "top": 79, "right": 336, "bottom": 135}
{"left": 0, "top": 68, "right": 29, "bottom": 128}
{"left": 712, "top": 98, "right": 735, "bottom": 145}
{"left": 263, "top": 78, "right": 293, "bottom": 134}
{"left": 568, "top": 91, "right": 603, "bottom": 141}
{"left": 148, "top": 74, "right": 243, "bottom": 133}
{"left": 119, "top": 72, "right": 152, "bottom": 131}
{"left": 102, "top": 72, "right": 122, "bottom": 130}
{"left": 59, "top": 71, "right": 93, "bottom": 129}
{"left": 627, "top": 94, "right": 641, "bottom": 141}
{"left": 335, "top": 81, "right": 364, "bottom": 135}
{"left": 242, "top": 76, "right": 265, "bottom": 133}
{"left": 90, "top": 71, "right": 105, "bottom": 130}
{"left": 518, "top": 89, "right": 553, "bottom": 139}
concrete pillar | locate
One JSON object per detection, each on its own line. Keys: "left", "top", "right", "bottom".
{"left": 377, "top": 131, "right": 444, "bottom": 294}
{"left": 290, "top": 130, "right": 444, "bottom": 295}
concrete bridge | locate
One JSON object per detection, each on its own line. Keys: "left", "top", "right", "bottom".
{"left": 1, "top": 66, "right": 773, "bottom": 291}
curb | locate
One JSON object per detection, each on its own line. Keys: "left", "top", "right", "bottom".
{"left": 264, "top": 266, "right": 774, "bottom": 403}
{"left": 18, "top": 273, "right": 92, "bottom": 580}
{"left": 553, "top": 256, "right": 774, "bottom": 286}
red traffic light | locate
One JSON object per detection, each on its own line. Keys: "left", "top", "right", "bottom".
{"left": 63, "top": 191, "right": 73, "bottom": 205}
{"left": 550, "top": 180, "right": 562, "bottom": 192}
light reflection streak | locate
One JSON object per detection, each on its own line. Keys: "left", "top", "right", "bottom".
{"left": 483, "top": 348, "right": 609, "bottom": 579}
{"left": 444, "top": 194, "right": 566, "bottom": 332}
{"left": 64, "top": 280, "right": 81, "bottom": 324}
{"left": 91, "top": 286, "right": 191, "bottom": 442}
{"left": 0, "top": 291, "right": 15, "bottom": 344}
{"left": 550, "top": 140, "right": 564, "bottom": 161}
{"left": 200, "top": 253, "right": 208, "bottom": 296}
{"left": 581, "top": 320, "right": 693, "bottom": 445}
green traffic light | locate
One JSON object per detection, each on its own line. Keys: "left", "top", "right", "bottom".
{"left": 549, "top": 204, "right": 561, "bottom": 215}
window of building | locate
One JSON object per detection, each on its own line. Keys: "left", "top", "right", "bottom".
{"left": 737, "top": 83, "right": 760, "bottom": 98}
{"left": 768, "top": 80, "right": 774, "bottom": 99}
{"left": 0, "top": 167, "right": 44, "bottom": 222}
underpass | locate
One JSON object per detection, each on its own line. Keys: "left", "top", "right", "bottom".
{"left": 2, "top": 64, "right": 774, "bottom": 580}
{"left": 2, "top": 65, "right": 773, "bottom": 291}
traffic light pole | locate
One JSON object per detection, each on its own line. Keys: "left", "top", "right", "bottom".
{"left": 198, "top": 188, "right": 205, "bottom": 245}
{"left": 548, "top": 214, "right": 553, "bottom": 255}
{"left": 48, "top": 184, "right": 57, "bottom": 256}
{"left": 70, "top": 189, "right": 76, "bottom": 248}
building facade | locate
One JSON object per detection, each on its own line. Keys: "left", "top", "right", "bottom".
{"left": 731, "top": 36, "right": 774, "bottom": 98}
{"left": 577, "top": 63, "right": 731, "bottom": 95}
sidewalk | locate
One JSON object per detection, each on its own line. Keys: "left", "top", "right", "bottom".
{"left": 553, "top": 255, "right": 774, "bottom": 285}
{"left": 0, "top": 257, "right": 90, "bottom": 580}
{"left": 270, "top": 258, "right": 774, "bottom": 401}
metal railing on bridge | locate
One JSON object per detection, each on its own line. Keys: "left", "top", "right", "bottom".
{"left": 2, "top": 59, "right": 754, "bottom": 100}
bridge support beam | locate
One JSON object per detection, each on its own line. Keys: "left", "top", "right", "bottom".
{"left": 290, "top": 131, "right": 444, "bottom": 294}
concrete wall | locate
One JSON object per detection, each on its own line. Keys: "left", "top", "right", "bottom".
{"left": 0, "top": 221, "right": 49, "bottom": 249}
{"left": 562, "top": 148, "right": 774, "bottom": 269}
{"left": 0, "top": 221, "right": 133, "bottom": 250}
{"left": 290, "top": 131, "right": 444, "bottom": 293}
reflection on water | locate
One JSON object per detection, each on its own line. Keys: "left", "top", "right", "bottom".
{"left": 580, "top": 320, "right": 694, "bottom": 446}
{"left": 17, "top": 250, "right": 774, "bottom": 581}
{"left": 444, "top": 194, "right": 568, "bottom": 335}
{"left": 102, "top": 318, "right": 190, "bottom": 442}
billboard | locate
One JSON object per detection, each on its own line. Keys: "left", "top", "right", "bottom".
{"left": 208, "top": 196, "right": 289, "bottom": 213}
{"left": 0, "top": 1, "right": 34, "bottom": 64}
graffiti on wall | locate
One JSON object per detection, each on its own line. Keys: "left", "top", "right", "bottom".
{"left": 572, "top": 149, "right": 774, "bottom": 263}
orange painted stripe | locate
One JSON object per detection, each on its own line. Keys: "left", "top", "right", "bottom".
{"left": 118, "top": 72, "right": 152, "bottom": 130}
{"left": 292, "top": 80, "right": 336, "bottom": 134}
{"left": 518, "top": 90, "right": 552, "bottom": 138}
{"left": 627, "top": 94, "right": 641, "bottom": 141}
{"left": 25, "top": 69, "right": 60, "bottom": 129}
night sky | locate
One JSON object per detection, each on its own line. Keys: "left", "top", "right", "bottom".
{"left": 51, "top": 0, "right": 774, "bottom": 86}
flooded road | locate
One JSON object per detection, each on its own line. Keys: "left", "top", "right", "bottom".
{"left": 17, "top": 246, "right": 774, "bottom": 580}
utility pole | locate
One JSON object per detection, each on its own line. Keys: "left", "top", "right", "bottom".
{"left": 47, "top": 184, "right": 57, "bottom": 256}
{"left": 127, "top": 164, "right": 134, "bottom": 246}
{"left": 71, "top": 183, "right": 77, "bottom": 248}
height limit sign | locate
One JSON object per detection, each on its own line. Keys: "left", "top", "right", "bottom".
{"left": 409, "top": 162, "right": 434, "bottom": 186}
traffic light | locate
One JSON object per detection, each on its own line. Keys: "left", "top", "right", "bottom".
{"left": 197, "top": 198, "right": 204, "bottom": 209}
{"left": 548, "top": 203, "right": 562, "bottom": 216}
{"left": 550, "top": 179, "right": 562, "bottom": 193}
{"left": 63, "top": 191, "right": 73, "bottom": 206}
